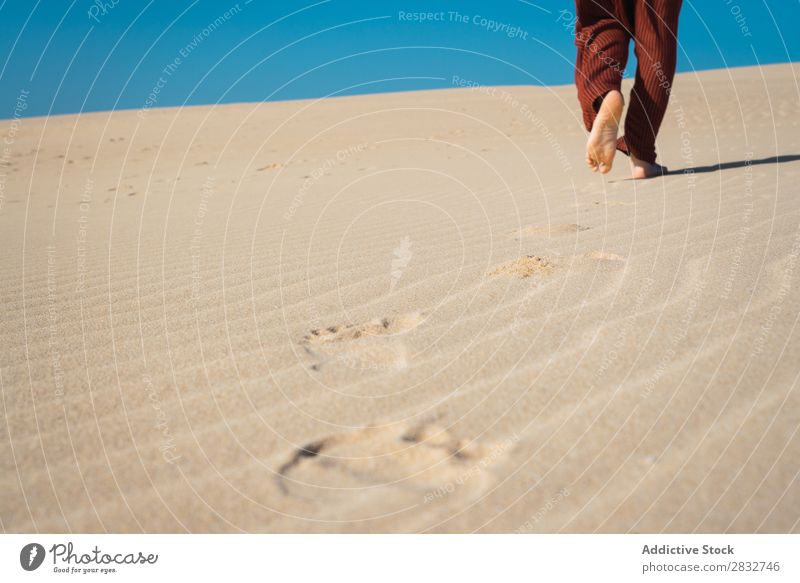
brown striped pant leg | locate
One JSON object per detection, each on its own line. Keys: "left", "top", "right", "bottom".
{"left": 574, "top": 0, "right": 632, "bottom": 132}
{"left": 618, "top": 0, "right": 682, "bottom": 164}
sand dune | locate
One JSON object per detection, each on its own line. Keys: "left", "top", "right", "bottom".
{"left": 1, "top": 64, "right": 799, "bottom": 532}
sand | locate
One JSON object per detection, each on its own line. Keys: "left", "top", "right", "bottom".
{"left": 1, "top": 64, "right": 799, "bottom": 533}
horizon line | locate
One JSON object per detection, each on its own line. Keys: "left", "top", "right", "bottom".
{"left": 1, "top": 60, "right": 796, "bottom": 123}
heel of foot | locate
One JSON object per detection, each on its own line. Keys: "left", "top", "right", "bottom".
{"left": 630, "top": 155, "right": 667, "bottom": 179}
{"left": 586, "top": 91, "right": 624, "bottom": 174}
{"left": 600, "top": 90, "right": 624, "bottom": 123}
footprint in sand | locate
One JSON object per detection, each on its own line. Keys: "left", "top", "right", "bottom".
{"left": 489, "top": 255, "right": 556, "bottom": 279}
{"left": 511, "top": 224, "right": 590, "bottom": 238}
{"left": 582, "top": 250, "right": 625, "bottom": 262}
{"left": 303, "top": 312, "right": 424, "bottom": 344}
{"left": 489, "top": 251, "right": 625, "bottom": 279}
{"left": 301, "top": 312, "right": 423, "bottom": 371}
{"left": 277, "top": 422, "right": 514, "bottom": 514}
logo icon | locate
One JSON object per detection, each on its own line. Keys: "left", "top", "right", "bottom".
{"left": 20, "top": 543, "right": 46, "bottom": 571}
{"left": 389, "top": 236, "right": 413, "bottom": 292}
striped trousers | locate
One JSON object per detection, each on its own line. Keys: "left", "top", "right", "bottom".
{"left": 574, "top": 0, "right": 682, "bottom": 164}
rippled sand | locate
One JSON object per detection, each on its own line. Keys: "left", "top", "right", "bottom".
{"left": 2, "top": 64, "right": 799, "bottom": 532}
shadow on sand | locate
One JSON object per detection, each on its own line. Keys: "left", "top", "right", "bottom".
{"left": 664, "top": 154, "right": 800, "bottom": 176}
{"left": 611, "top": 154, "right": 800, "bottom": 182}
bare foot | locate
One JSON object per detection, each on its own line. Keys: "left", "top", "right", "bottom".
{"left": 586, "top": 90, "right": 624, "bottom": 174}
{"left": 631, "top": 155, "right": 668, "bottom": 179}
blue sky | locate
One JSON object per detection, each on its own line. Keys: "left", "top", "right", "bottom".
{"left": 1, "top": 0, "right": 798, "bottom": 119}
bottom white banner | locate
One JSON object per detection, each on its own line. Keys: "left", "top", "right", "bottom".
{"left": 1, "top": 534, "right": 796, "bottom": 582}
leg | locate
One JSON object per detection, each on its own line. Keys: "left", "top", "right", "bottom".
{"left": 619, "top": 0, "right": 682, "bottom": 176}
{"left": 574, "top": 0, "right": 632, "bottom": 173}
